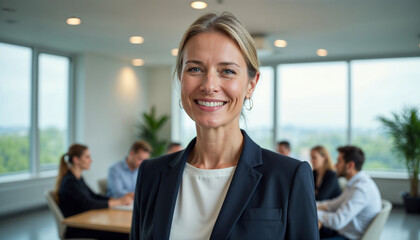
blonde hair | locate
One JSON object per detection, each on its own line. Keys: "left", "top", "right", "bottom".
{"left": 54, "top": 144, "right": 88, "bottom": 203}
{"left": 174, "top": 12, "right": 259, "bottom": 80}
{"left": 311, "top": 146, "right": 335, "bottom": 172}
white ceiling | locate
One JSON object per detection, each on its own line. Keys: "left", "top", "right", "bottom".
{"left": 1, "top": 0, "right": 419, "bottom": 66}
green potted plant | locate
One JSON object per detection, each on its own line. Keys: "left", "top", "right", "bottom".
{"left": 377, "top": 106, "right": 420, "bottom": 213}
{"left": 138, "top": 106, "right": 169, "bottom": 157}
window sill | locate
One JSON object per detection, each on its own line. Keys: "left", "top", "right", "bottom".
{"left": 0, "top": 170, "right": 57, "bottom": 185}
{"left": 366, "top": 170, "right": 412, "bottom": 180}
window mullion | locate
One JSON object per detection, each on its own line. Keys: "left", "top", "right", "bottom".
{"left": 347, "top": 60, "right": 352, "bottom": 145}
{"left": 30, "top": 47, "right": 40, "bottom": 177}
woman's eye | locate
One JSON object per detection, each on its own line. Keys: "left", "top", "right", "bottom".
{"left": 222, "top": 69, "right": 236, "bottom": 75}
{"left": 188, "top": 67, "right": 201, "bottom": 73}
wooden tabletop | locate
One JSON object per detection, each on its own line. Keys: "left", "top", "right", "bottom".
{"left": 63, "top": 209, "right": 132, "bottom": 233}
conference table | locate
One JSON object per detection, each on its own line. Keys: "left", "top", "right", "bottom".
{"left": 63, "top": 208, "right": 133, "bottom": 234}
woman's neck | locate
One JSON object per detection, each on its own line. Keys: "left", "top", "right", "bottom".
{"left": 70, "top": 167, "right": 82, "bottom": 179}
{"left": 188, "top": 125, "right": 243, "bottom": 169}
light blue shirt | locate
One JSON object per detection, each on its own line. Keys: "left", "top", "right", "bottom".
{"left": 107, "top": 157, "right": 138, "bottom": 198}
{"left": 317, "top": 171, "right": 382, "bottom": 240}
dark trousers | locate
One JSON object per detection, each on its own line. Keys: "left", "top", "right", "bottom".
{"left": 319, "top": 226, "right": 349, "bottom": 240}
{"left": 66, "top": 227, "right": 129, "bottom": 240}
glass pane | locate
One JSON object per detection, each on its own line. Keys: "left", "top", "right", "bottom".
{"left": 241, "top": 66, "right": 274, "bottom": 150}
{"left": 38, "top": 53, "right": 69, "bottom": 170}
{"left": 352, "top": 57, "right": 420, "bottom": 171}
{"left": 0, "top": 42, "right": 32, "bottom": 175}
{"left": 277, "top": 62, "right": 348, "bottom": 162}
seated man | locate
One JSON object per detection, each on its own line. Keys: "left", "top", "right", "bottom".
{"left": 317, "top": 146, "right": 381, "bottom": 240}
{"left": 107, "top": 141, "right": 152, "bottom": 198}
{"left": 276, "top": 140, "right": 291, "bottom": 156}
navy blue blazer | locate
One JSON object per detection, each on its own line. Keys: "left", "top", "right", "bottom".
{"left": 131, "top": 131, "right": 319, "bottom": 240}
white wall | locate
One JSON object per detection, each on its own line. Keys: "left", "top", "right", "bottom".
{"left": 75, "top": 53, "right": 149, "bottom": 191}
{"left": 147, "top": 66, "right": 174, "bottom": 142}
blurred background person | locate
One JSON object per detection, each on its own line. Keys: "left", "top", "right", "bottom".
{"left": 107, "top": 140, "right": 152, "bottom": 198}
{"left": 167, "top": 142, "right": 183, "bottom": 154}
{"left": 310, "top": 145, "right": 341, "bottom": 201}
{"left": 276, "top": 140, "right": 291, "bottom": 156}
{"left": 54, "top": 143, "right": 132, "bottom": 240}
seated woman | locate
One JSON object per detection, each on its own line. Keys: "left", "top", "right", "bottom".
{"left": 310, "top": 146, "right": 341, "bottom": 201}
{"left": 54, "top": 143, "right": 132, "bottom": 240}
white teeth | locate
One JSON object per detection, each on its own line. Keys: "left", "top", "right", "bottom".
{"left": 198, "top": 100, "right": 224, "bottom": 107}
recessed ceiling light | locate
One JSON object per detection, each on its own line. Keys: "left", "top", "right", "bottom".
{"left": 171, "top": 48, "right": 179, "bottom": 56}
{"left": 317, "top": 49, "right": 328, "bottom": 57}
{"left": 191, "top": 1, "right": 208, "bottom": 9}
{"left": 66, "top": 17, "right": 81, "bottom": 26}
{"left": 274, "top": 39, "right": 287, "bottom": 48}
{"left": 130, "top": 36, "right": 144, "bottom": 44}
{"left": 132, "top": 59, "right": 144, "bottom": 66}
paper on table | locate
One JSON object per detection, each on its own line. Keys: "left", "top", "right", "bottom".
{"left": 111, "top": 204, "right": 134, "bottom": 211}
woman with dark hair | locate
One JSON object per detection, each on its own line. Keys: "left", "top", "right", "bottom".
{"left": 55, "top": 143, "right": 131, "bottom": 239}
{"left": 131, "top": 12, "right": 319, "bottom": 240}
{"left": 310, "top": 146, "right": 341, "bottom": 201}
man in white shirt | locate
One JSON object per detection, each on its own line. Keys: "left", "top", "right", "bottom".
{"left": 317, "top": 146, "right": 381, "bottom": 240}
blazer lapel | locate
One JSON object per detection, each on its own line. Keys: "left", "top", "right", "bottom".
{"left": 210, "top": 131, "right": 263, "bottom": 240}
{"left": 153, "top": 139, "right": 195, "bottom": 239}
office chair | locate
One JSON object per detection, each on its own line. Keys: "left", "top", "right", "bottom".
{"left": 361, "top": 199, "right": 392, "bottom": 240}
{"left": 97, "top": 178, "right": 108, "bottom": 195}
{"left": 44, "top": 190, "right": 95, "bottom": 240}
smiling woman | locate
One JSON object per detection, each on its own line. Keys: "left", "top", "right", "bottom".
{"left": 131, "top": 12, "right": 319, "bottom": 240}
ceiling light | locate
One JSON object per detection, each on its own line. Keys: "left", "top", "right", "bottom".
{"left": 171, "top": 48, "right": 179, "bottom": 56}
{"left": 317, "top": 49, "right": 328, "bottom": 57}
{"left": 191, "top": 1, "right": 208, "bottom": 9}
{"left": 66, "top": 17, "right": 81, "bottom": 26}
{"left": 274, "top": 39, "right": 287, "bottom": 48}
{"left": 130, "top": 36, "right": 144, "bottom": 44}
{"left": 132, "top": 59, "right": 144, "bottom": 66}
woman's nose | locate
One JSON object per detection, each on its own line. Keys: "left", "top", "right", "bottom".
{"left": 200, "top": 70, "right": 219, "bottom": 94}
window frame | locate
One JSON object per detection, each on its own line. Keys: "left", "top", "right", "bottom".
{"left": 0, "top": 39, "right": 75, "bottom": 182}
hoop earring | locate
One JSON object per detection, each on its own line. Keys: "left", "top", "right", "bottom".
{"left": 179, "top": 99, "right": 183, "bottom": 109}
{"left": 245, "top": 97, "right": 253, "bottom": 110}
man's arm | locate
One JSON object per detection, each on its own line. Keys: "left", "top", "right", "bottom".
{"left": 318, "top": 187, "right": 368, "bottom": 230}
{"left": 108, "top": 165, "right": 129, "bottom": 198}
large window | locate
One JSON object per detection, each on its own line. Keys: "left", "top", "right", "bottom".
{"left": 0, "top": 42, "right": 71, "bottom": 178}
{"left": 0, "top": 43, "right": 32, "bottom": 175}
{"left": 351, "top": 58, "right": 420, "bottom": 171}
{"left": 277, "top": 62, "right": 348, "bottom": 162}
{"left": 39, "top": 54, "right": 69, "bottom": 170}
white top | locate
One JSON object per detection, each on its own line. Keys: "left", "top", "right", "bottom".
{"left": 169, "top": 163, "right": 236, "bottom": 240}
{"left": 317, "top": 171, "right": 382, "bottom": 240}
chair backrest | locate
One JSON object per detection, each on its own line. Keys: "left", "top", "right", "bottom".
{"left": 97, "top": 178, "right": 108, "bottom": 195}
{"left": 45, "top": 190, "right": 66, "bottom": 239}
{"left": 361, "top": 199, "right": 392, "bottom": 240}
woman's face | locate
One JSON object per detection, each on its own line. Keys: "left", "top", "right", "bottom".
{"left": 180, "top": 32, "right": 258, "bottom": 129}
{"left": 310, "top": 150, "right": 325, "bottom": 171}
{"left": 74, "top": 149, "right": 92, "bottom": 170}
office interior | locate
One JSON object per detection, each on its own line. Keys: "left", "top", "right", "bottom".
{"left": 0, "top": 0, "right": 419, "bottom": 239}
